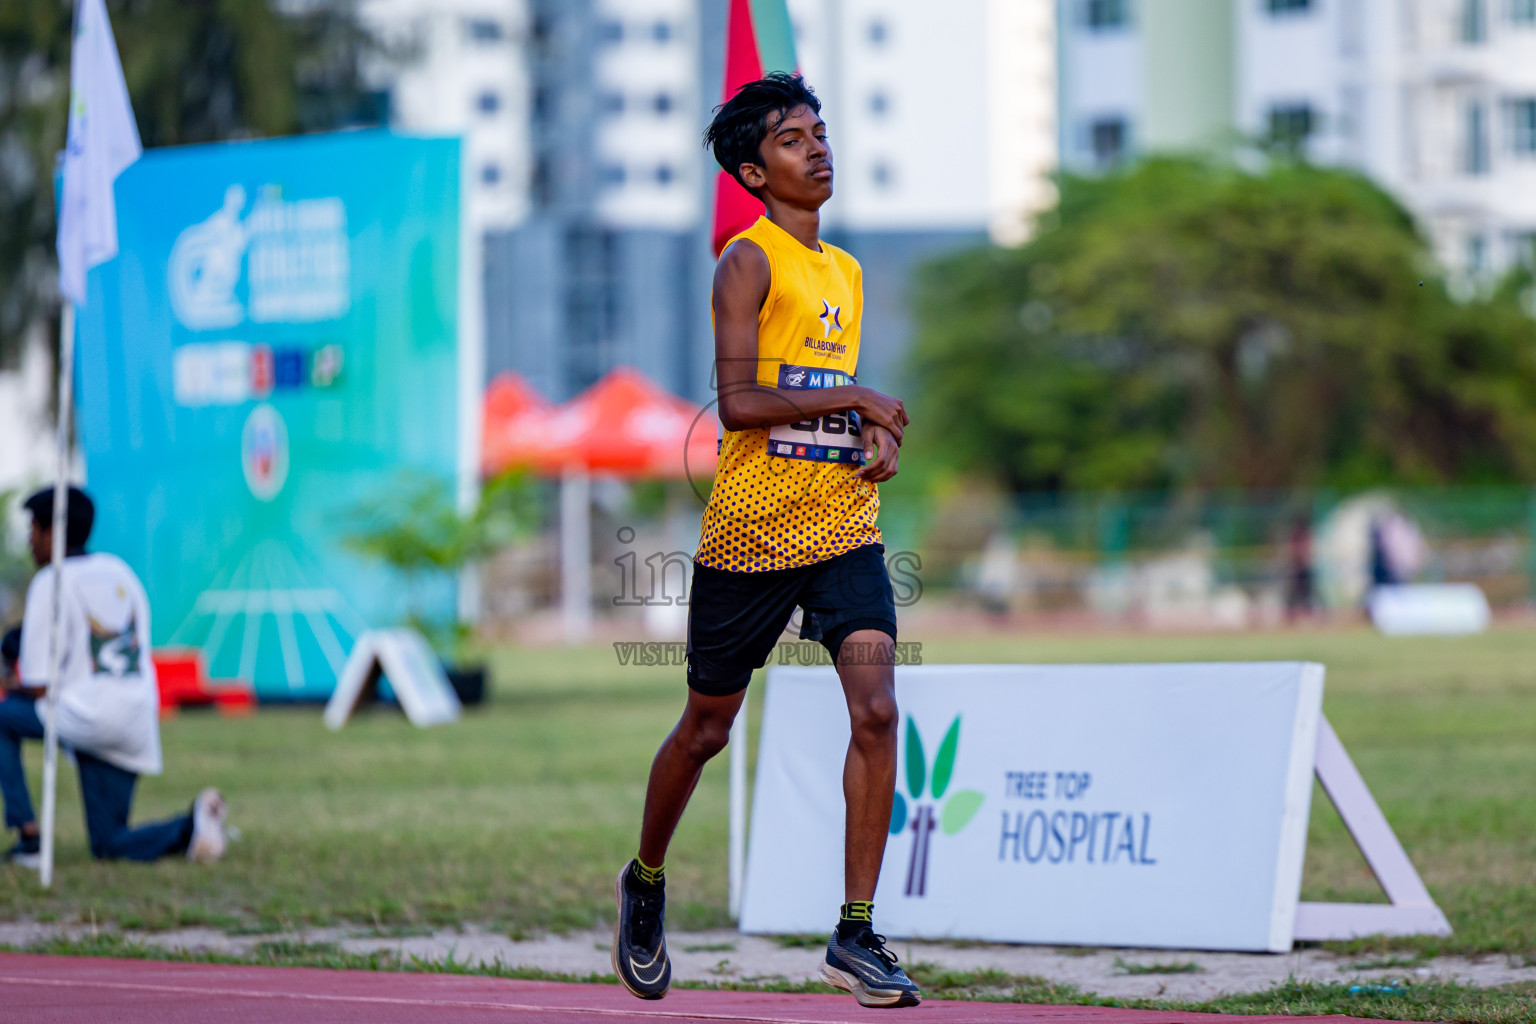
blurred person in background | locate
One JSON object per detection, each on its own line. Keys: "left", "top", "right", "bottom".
{"left": 1369, "top": 517, "right": 1398, "bottom": 590}
{"left": 2, "top": 486, "right": 226, "bottom": 868}
{"left": 1285, "top": 515, "right": 1315, "bottom": 621}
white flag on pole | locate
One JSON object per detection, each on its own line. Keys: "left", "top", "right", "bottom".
{"left": 56, "top": 0, "right": 141, "bottom": 306}
{"left": 42, "top": 0, "right": 140, "bottom": 889}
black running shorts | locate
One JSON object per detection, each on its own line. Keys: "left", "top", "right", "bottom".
{"left": 686, "top": 542, "right": 897, "bottom": 697}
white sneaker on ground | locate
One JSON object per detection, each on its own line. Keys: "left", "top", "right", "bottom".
{"left": 187, "top": 788, "right": 227, "bottom": 863}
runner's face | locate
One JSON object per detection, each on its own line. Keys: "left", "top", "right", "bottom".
{"left": 743, "top": 105, "right": 832, "bottom": 207}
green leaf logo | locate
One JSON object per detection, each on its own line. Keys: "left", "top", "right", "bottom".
{"left": 905, "top": 717, "right": 926, "bottom": 798}
{"left": 932, "top": 717, "right": 960, "bottom": 798}
{"left": 941, "top": 790, "right": 984, "bottom": 835}
{"left": 898, "top": 714, "right": 985, "bottom": 899}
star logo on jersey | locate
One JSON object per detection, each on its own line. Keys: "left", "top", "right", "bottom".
{"left": 819, "top": 299, "right": 842, "bottom": 338}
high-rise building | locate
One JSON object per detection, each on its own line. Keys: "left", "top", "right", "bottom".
{"left": 360, "top": 0, "right": 532, "bottom": 233}
{"left": 1056, "top": 0, "right": 1536, "bottom": 275}
{"left": 366, "top": 0, "right": 1060, "bottom": 404}
{"left": 786, "top": 0, "right": 1060, "bottom": 387}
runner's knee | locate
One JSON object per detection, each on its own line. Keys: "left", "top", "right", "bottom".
{"left": 678, "top": 711, "right": 733, "bottom": 763}
{"left": 849, "top": 688, "right": 898, "bottom": 743}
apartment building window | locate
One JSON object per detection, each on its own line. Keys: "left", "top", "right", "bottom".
{"left": 1466, "top": 234, "right": 1487, "bottom": 274}
{"left": 1510, "top": 98, "right": 1536, "bottom": 154}
{"left": 1512, "top": 0, "right": 1536, "bottom": 25}
{"left": 1466, "top": 101, "right": 1490, "bottom": 173}
{"left": 599, "top": 164, "right": 626, "bottom": 186}
{"left": 1340, "top": 0, "right": 1364, "bottom": 53}
{"left": 1512, "top": 231, "right": 1536, "bottom": 267}
{"left": 654, "top": 164, "right": 676, "bottom": 186}
{"left": 475, "top": 91, "right": 501, "bottom": 115}
{"left": 868, "top": 19, "right": 889, "bottom": 45}
{"left": 868, "top": 91, "right": 890, "bottom": 116}
{"left": 599, "top": 91, "right": 625, "bottom": 115}
{"left": 652, "top": 93, "right": 675, "bottom": 115}
{"left": 1461, "top": 0, "right": 1487, "bottom": 41}
{"left": 465, "top": 18, "right": 503, "bottom": 43}
{"left": 1090, "top": 117, "right": 1128, "bottom": 167}
{"left": 481, "top": 163, "right": 502, "bottom": 186}
{"left": 1266, "top": 0, "right": 1312, "bottom": 14}
{"left": 871, "top": 161, "right": 894, "bottom": 188}
{"left": 1084, "top": 0, "right": 1131, "bottom": 31}
{"left": 1268, "top": 103, "right": 1316, "bottom": 149}
{"left": 652, "top": 21, "right": 674, "bottom": 42}
{"left": 599, "top": 20, "right": 624, "bottom": 43}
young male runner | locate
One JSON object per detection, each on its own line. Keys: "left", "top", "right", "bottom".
{"left": 612, "top": 73, "right": 918, "bottom": 1009}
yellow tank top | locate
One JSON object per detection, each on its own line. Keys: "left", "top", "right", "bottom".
{"left": 695, "top": 216, "right": 881, "bottom": 572}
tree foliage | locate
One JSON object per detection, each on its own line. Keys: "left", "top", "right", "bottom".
{"left": 343, "top": 471, "right": 538, "bottom": 577}
{"left": 0, "top": 0, "right": 377, "bottom": 365}
{"left": 907, "top": 158, "right": 1536, "bottom": 492}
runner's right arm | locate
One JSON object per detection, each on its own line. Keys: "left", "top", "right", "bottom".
{"left": 713, "top": 239, "right": 909, "bottom": 441}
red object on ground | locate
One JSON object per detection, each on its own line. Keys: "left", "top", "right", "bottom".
{"left": 481, "top": 371, "right": 553, "bottom": 476}
{"left": 151, "top": 651, "right": 255, "bottom": 717}
{"left": 492, "top": 366, "right": 718, "bottom": 480}
{"left": 0, "top": 953, "right": 1416, "bottom": 1024}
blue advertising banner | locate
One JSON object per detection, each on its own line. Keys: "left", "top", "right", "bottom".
{"left": 76, "top": 130, "right": 460, "bottom": 699}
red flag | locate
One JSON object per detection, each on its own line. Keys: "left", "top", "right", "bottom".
{"left": 710, "top": 0, "right": 798, "bottom": 255}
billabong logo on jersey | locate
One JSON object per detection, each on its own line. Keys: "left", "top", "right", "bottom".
{"left": 819, "top": 299, "right": 842, "bottom": 338}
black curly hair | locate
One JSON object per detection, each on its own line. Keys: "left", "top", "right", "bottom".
{"left": 703, "top": 72, "right": 822, "bottom": 195}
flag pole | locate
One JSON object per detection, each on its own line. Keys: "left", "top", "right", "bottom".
{"left": 39, "top": 301, "right": 76, "bottom": 889}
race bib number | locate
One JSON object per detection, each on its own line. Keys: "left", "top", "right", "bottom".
{"left": 767, "top": 364, "right": 864, "bottom": 465}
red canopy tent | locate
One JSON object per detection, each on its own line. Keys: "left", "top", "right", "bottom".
{"left": 481, "top": 372, "right": 553, "bottom": 477}
{"left": 532, "top": 367, "right": 719, "bottom": 478}
{"left": 483, "top": 367, "right": 717, "bottom": 480}
{"left": 480, "top": 368, "right": 719, "bottom": 639}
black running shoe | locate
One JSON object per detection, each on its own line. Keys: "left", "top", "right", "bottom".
{"left": 820, "top": 925, "right": 922, "bottom": 1008}
{"left": 612, "top": 860, "right": 670, "bottom": 999}
{"left": 5, "top": 833, "right": 40, "bottom": 870}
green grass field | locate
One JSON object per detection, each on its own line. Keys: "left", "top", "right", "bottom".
{"left": 1, "top": 626, "right": 1533, "bottom": 1017}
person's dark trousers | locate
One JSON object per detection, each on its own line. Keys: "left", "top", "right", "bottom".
{"left": 75, "top": 752, "right": 192, "bottom": 862}
{"left": 0, "top": 695, "right": 190, "bottom": 860}
{"left": 0, "top": 696, "right": 44, "bottom": 829}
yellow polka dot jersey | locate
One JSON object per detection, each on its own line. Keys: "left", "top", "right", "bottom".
{"left": 695, "top": 216, "right": 880, "bottom": 572}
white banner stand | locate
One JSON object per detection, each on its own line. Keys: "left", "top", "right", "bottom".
{"left": 1293, "top": 716, "right": 1451, "bottom": 940}
{"left": 324, "top": 628, "right": 461, "bottom": 730}
{"left": 733, "top": 664, "right": 1450, "bottom": 949}
{"left": 728, "top": 702, "right": 748, "bottom": 920}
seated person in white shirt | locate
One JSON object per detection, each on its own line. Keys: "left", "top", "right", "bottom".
{"left": 2, "top": 486, "right": 226, "bottom": 868}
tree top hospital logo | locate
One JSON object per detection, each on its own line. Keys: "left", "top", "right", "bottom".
{"left": 169, "top": 183, "right": 351, "bottom": 330}
{"left": 242, "top": 403, "right": 289, "bottom": 501}
{"left": 890, "top": 715, "right": 984, "bottom": 898}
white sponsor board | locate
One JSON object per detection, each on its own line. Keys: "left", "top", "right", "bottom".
{"left": 324, "top": 629, "right": 460, "bottom": 730}
{"left": 1369, "top": 584, "right": 1490, "bottom": 636}
{"left": 742, "top": 663, "right": 1327, "bottom": 952}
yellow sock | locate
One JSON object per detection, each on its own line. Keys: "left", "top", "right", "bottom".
{"left": 633, "top": 857, "right": 665, "bottom": 887}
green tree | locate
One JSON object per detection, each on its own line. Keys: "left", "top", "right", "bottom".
{"left": 0, "top": 0, "right": 377, "bottom": 366}
{"left": 342, "top": 470, "right": 538, "bottom": 651}
{"left": 907, "top": 158, "right": 1536, "bottom": 492}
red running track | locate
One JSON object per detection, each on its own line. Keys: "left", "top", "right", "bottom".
{"left": 0, "top": 954, "right": 1412, "bottom": 1024}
